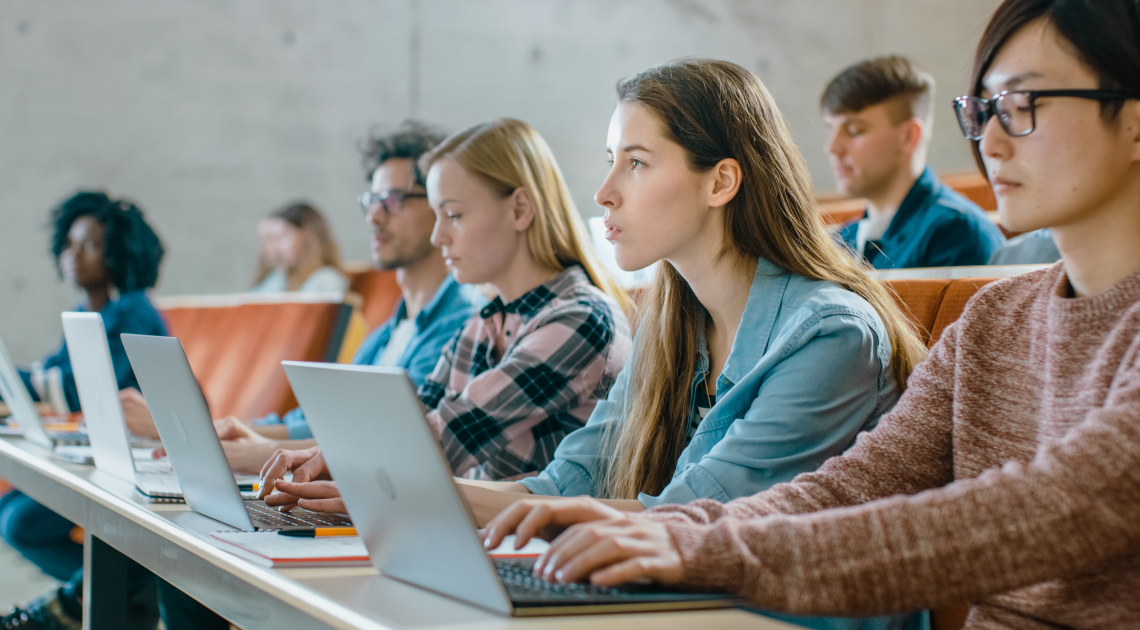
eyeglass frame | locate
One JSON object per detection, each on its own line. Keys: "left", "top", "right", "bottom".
{"left": 952, "top": 89, "right": 1140, "bottom": 141}
{"left": 357, "top": 189, "right": 429, "bottom": 217}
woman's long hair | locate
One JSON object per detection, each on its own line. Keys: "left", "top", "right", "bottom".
{"left": 419, "top": 118, "right": 631, "bottom": 313}
{"left": 599, "top": 59, "right": 928, "bottom": 500}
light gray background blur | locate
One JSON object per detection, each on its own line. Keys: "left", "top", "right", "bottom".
{"left": 0, "top": 0, "right": 999, "bottom": 363}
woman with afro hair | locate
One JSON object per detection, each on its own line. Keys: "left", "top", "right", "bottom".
{"left": 0, "top": 191, "right": 168, "bottom": 630}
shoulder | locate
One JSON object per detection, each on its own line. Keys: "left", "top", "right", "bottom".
{"left": 781, "top": 275, "right": 884, "bottom": 330}
{"left": 952, "top": 265, "right": 1063, "bottom": 332}
{"left": 301, "top": 267, "right": 348, "bottom": 292}
{"left": 104, "top": 291, "right": 167, "bottom": 334}
{"left": 540, "top": 273, "right": 629, "bottom": 331}
{"left": 924, "top": 185, "right": 1002, "bottom": 236}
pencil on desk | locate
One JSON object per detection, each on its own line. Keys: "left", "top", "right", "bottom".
{"left": 278, "top": 527, "right": 357, "bottom": 537}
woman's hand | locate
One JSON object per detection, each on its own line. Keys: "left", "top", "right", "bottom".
{"left": 119, "top": 387, "right": 161, "bottom": 440}
{"left": 481, "top": 496, "right": 623, "bottom": 551}
{"left": 533, "top": 516, "right": 684, "bottom": 587}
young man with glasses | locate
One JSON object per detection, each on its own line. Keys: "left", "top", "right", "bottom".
{"left": 823, "top": 55, "right": 1006, "bottom": 269}
{"left": 116, "top": 121, "right": 481, "bottom": 475}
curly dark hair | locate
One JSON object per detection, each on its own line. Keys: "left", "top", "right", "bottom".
{"left": 359, "top": 120, "right": 448, "bottom": 187}
{"left": 50, "top": 191, "right": 165, "bottom": 293}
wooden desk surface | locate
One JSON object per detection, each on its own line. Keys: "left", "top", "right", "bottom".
{"left": 0, "top": 436, "right": 800, "bottom": 630}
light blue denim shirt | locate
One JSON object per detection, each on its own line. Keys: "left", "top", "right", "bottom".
{"left": 520, "top": 258, "right": 925, "bottom": 630}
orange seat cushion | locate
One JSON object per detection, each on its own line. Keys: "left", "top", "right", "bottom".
{"left": 883, "top": 279, "right": 952, "bottom": 347}
{"left": 929, "top": 278, "right": 998, "bottom": 347}
{"left": 163, "top": 301, "right": 349, "bottom": 419}
{"left": 348, "top": 269, "right": 402, "bottom": 331}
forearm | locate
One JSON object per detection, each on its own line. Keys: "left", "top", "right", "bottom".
{"left": 252, "top": 424, "right": 290, "bottom": 440}
{"left": 664, "top": 405, "right": 1140, "bottom": 615}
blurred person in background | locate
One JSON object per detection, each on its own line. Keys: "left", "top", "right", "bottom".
{"left": 250, "top": 202, "right": 348, "bottom": 293}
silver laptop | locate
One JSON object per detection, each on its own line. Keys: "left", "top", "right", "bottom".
{"left": 122, "top": 333, "right": 351, "bottom": 531}
{"left": 62, "top": 313, "right": 208, "bottom": 496}
{"left": 0, "top": 331, "right": 78, "bottom": 451}
{"left": 282, "top": 361, "right": 739, "bottom": 616}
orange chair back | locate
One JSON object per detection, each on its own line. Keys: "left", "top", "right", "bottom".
{"left": 347, "top": 269, "right": 402, "bottom": 331}
{"left": 163, "top": 300, "right": 351, "bottom": 419}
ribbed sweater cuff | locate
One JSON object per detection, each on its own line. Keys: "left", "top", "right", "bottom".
{"left": 664, "top": 521, "right": 746, "bottom": 594}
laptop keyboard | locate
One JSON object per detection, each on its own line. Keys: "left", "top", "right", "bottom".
{"left": 47, "top": 430, "right": 89, "bottom": 446}
{"left": 244, "top": 501, "right": 352, "bottom": 530}
{"left": 496, "top": 559, "right": 656, "bottom": 603}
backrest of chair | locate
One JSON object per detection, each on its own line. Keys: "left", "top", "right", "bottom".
{"left": 160, "top": 297, "right": 351, "bottom": 419}
{"left": 882, "top": 279, "right": 952, "bottom": 347}
{"left": 941, "top": 171, "right": 996, "bottom": 211}
{"left": 347, "top": 269, "right": 402, "bottom": 331}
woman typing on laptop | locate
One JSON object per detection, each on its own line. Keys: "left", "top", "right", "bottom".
{"left": 263, "top": 117, "right": 633, "bottom": 484}
{"left": 260, "top": 60, "right": 928, "bottom": 630}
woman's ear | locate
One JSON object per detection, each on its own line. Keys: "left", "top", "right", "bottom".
{"left": 509, "top": 187, "right": 536, "bottom": 232}
{"left": 707, "top": 158, "right": 742, "bottom": 208}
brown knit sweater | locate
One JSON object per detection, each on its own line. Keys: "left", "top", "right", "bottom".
{"left": 644, "top": 263, "right": 1140, "bottom": 629}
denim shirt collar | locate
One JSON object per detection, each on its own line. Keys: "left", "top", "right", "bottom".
{"left": 691, "top": 257, "right": 791, "bottom": 398}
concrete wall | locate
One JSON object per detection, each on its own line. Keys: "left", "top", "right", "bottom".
{"left": 0, "top": 0, "right": 999, "bottom": 363}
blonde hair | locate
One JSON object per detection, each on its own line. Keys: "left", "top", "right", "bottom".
{"left": 599, "top": 59, "right": 928, "bottom": 500}
{"left": 419, "top": 118, "right": 631, "bottom": 314}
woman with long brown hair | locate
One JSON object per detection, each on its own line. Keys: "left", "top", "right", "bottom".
{"left": 251, "top": 202, "right": 348, "bottom": 293}
{"left": 483, "top": 0, "right": 1140, "bottom": 626}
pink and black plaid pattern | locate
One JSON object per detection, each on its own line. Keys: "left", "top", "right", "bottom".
{"left": 417, "top": 266, "right": 631, "bottom": 480}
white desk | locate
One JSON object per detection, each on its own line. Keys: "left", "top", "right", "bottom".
{"left": 0, "top": 436, "right": 798, "bottom": 630}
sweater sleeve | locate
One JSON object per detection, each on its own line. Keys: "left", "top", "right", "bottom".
{"left": 655, "top": 332, "right": 1140, "bottom": 616}
{"left": 645, "top": 319, "right": 960, "bottom": 524}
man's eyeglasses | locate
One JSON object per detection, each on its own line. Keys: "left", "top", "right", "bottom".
{"left": 953, "top": 89, "right": 1140, "bottom": 141}
{"left": 358, "top": 190, "right": 428, "bottom": 217}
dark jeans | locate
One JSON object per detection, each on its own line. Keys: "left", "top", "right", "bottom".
{"left": 0, "top": 491, "right": 80, "bottom": 580}
{"left": 0, "top": 491, "right": 225, "bottom": 630}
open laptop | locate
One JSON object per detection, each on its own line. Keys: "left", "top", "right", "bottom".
{"left": 122, "top": 333, "right": 352, "bottom": 531}
{"left": 282, "top": 362, "right": 740, "bottom": 616}
{"left": 61, "top": 313, "right": 265, "bottom": 502}
{"left": 0, "top": 332, "right": 84, "bottom": 451}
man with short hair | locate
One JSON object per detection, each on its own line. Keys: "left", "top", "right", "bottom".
{"left": 823, "top": 55, "right": 1005, "bottom": 268}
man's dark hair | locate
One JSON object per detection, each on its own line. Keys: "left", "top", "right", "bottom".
{"left": 969, "top": 0, "right": 1140, "bottom": 170}
{"left": 821, "top": 55, "right": 936, "bottom": 124}
{"left": 360, "top": 120, "right": 448, "bottom": 188}
{"left": 50, "top": 191, "right": 165, "bottom": 292}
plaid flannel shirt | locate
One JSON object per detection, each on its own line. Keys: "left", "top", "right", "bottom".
{"left": 417, "top": 266, "right": 631, "bottom": 480}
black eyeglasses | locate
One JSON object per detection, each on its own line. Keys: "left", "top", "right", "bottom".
{"left": 358, "top": 190, "right": 428, "bottom": 217}
{"left": 953, "top": 89, "right": 1140, "bottom": 141}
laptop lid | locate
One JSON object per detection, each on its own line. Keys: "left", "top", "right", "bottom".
{"left": 121, "top": 334, "right": 255, "bottom": 531}
{"left": 282, "top": 362, "right": 513, "bottom": 615}
{"left": 0, "top": 332, "right": 53, "bottom": 450}
{"left": 61, "top": 313, "right": 137, "bottom": 483}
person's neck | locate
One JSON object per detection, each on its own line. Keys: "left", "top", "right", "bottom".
{"left": 83, "top": 282, "right": 114, "bottom": 312}
{"left": 1052, "top": 182, "right": 1140, "bottom": 298}
{"left": 490, "top": 244, "right": 561, "bottom": 305}
{"left": 394, "top": 253, "right": 451, "bottom": 319}
{"left": 667, "top": 218, "right": 754, "bottom": 376}
{"left": 865, "top": 161, "right": 925, "bottom": 220}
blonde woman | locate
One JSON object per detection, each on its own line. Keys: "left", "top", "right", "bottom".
{"left": 259, "top": 119, "right": 632, "bottom": 487}
{"left": 251, "top": 202, "right": 348, "bottom": 293}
